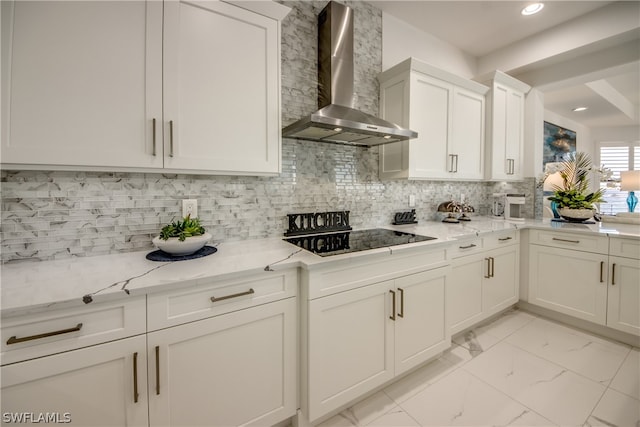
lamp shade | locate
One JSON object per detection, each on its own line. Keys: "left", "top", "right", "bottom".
{"left": 543, "top": 171, "right": 564, "bottom": 191}
{"left": 620, "top": 170, "right": 640, "bottom": 191}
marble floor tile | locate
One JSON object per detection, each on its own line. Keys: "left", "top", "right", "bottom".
{"left": 585, "top": 388, "right": 640, "bottom": 427}
{"left": 398, "top": 368, "right": 552, "bottom": 426}
{"left": 364, "top": 407, "right": 420, "bottom": 427}
{"left": 609, "top": 347, "right": 640, "bottom": 400}
{"left": 505, "top": 318, "right": 631, "bottom": 384}
{"left": 463, "top": 341, "right": 606, "bottom": 426}
{"left": 383, "top": 356, "right": 455, "bottom": 404}
{"left": 317, "top": 391, "right": 397, "bottom": 427}
{"left": 470, "top": 308, "right": 538, "bottom": 341}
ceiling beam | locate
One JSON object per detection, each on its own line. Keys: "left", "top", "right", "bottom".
{"left": 586, "top": 79, "right": 637, "bottom": 121}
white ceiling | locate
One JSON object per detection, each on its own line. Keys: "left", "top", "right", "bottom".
{"left": 370, "top": 0, "right": 640, "bottom": 129}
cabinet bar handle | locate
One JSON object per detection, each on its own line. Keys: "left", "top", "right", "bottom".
{"left": 484, "top": 258, "right": 491, "bottom": 278}
{"left": 498, "top": 237, "right": 512, "bottom": 242}
{"left": 133, "top": 352, "right": 139, "bottom": 403}
{"left": 600, "top": 261, "right": 604, "bottom": 283}
{"left": 449, "top": 155, "right": 455, "bottom": 173}
{"left": 152, "top": 118, "right": 157, "bottom": 156}
{"left": 6, "top": 323, "right": 83, "bottom": 345}
{"left": 490, "top": 257, "right": 495, "bottom": 278}
{"left": 155, "top": 345, "right": 160, "bottom": 395}
{"left": 397, "top": 288, "right": 404, "bottom": 318}
{"left": 169, "top": 120, "right": 174, "bottom": 157}
{"left": 459, "top": 244, "right": 477, "bottom": 249}
{"left": 210, "top": 288, "right": 255, "bottom": 303}
{"left": 552, "top": 237, "right": 580, "bottom": 244}
{"left": 612, "top": 263, "right": 616, "bottom": 285}
{"left": 454, "top": 154, "right": 459, "bottom": 172}
{"left": 389, "top": 290, "right": 396, "bottom": 321}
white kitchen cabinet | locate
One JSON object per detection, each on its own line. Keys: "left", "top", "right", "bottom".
{"left": 449, "top": 232, "right": 519, "bottom": 335}
{"left": 162, "top": 0, "right": 287, "bottom": 174}
{"left": 1, "top": 0, "right": 163, "bottom": 169}
{"left": 378, "top": 57, "right": 488, "bottom": 181}
{"left": 148, "top": 297, "right": 297, "bottom": 427}
{"left": 1, "top": 335, "right": 148, "bottom": 426}
{"left": 607, "top": 238, "right": 640, "bottom": 335}
{"left": 484, "top": 71, "right": 530, "bottom": 181}
{"left": 528, "top": 231, "right": 609, "bottom": 325}
{"left": 306, "top": 267, "right": 449, "bottom": 422}
{"left": 1, "top": 0, "right": 289, "bottom": 175}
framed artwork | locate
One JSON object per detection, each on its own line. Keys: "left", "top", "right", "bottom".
{"left": 543, "top": 121, "right": 576, "bottom": 168}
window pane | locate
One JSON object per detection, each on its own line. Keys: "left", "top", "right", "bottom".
{"left": 599, "top": 145, "right": 630, "bottom": 214}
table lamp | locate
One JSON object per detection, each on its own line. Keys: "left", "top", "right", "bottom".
{"left": 620, "top": 170, "right": 640, "bottom": 212}
{"left": 543, "top": 167, "right": 564, "bottom": 218}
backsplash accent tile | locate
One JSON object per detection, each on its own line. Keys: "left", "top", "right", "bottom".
{"left": 0, "top": 1, "right": 536, "bottom": 263}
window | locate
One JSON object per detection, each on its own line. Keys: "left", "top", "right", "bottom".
{"left": 598, "top": 142, "right": 640, "bottom": 214}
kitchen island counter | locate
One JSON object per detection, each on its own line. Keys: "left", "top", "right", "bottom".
{"left": 2, "top": 217, "right": 638, "bottom": 316}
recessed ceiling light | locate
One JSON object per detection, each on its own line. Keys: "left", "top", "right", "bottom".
{"left": 521, "top": 3, "right": 544, "bottom": 16}
{"left": 572, "top": 107, "right": 588, "bottom": 112}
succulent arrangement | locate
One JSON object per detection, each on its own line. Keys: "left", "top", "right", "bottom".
{"left": 159, "top": 215, "right": 206, "bottom": 241}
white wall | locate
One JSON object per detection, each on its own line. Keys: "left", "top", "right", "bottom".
{"left": 381, "top": 12, "right": 476, "bottom": 77}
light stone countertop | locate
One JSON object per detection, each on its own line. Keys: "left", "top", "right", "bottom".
{"left": 2, "top": 217, "right": 638, "bottom": 317}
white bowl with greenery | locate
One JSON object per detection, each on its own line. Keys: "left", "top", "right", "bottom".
{"left": 152, "top": 216, "right": 211, "bottom": 256}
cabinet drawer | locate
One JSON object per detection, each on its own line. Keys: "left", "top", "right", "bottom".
{"left": 610, "top": 237, "right": 640, "bottom": 259}
{"left": 529, "top": 229, "right": 608, "bottom": 254}
{"left": 1, "top": 296, "right": 146, "bottom": 365}
{"left": 448, "top": 238, "right": 483, "bottom": 259}
{"left": 147, "top": 269, "right": 297, "bottom": 331}
{"left": 484, "top": 230, "right": 518, "bottom": 249}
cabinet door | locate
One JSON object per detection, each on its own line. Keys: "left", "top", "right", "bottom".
{"left": 148, "top": 298, "right": 296, "bottom": 427}
{"left": 1, "top": 1, "right": 163, "bottom": 168}
{"left": 307, "top": 281, "right": 394, "bottom": 422}
{"left": 407, "top": 73, "right": 451, "bottom": 179}
{"left": 607, "top": 256, "right": 640, "bottom": 335}
{"left": 488, "top": 84, "right": 524, "bottom": 181}
{"left": 529, "top": 245, "right": 607, "bottom": 325}
{"left": 449, "top": 254, "right": 484, "bottom": 335}
{"left": 394, "top": 268, "right": 449, "bottom": 375}
{"left": 450, "top": 87, "right": 485, "bottom": 180}
{"left": 1, "top": 335, "right": 148, "bottom": 426}
{"left": 483, "top": 245, "right": 518, "bottom": 316}
{"left": 163, "top": 0, "right": 281, "bottom": 174}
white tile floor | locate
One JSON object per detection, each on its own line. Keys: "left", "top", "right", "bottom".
{"left": 317, "top": 309, "right": 640, "bottom": 427}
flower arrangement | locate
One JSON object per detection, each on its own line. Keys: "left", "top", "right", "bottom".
{"left": 543, "top": 152, "right": 606, "bottom": 210}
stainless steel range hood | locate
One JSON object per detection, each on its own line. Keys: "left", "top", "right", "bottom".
{"left": 282, "top": 1, "right": 417, "bottom": 146}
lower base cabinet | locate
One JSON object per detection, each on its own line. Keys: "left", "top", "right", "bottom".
{"left": 148, "top": 297, "right": 297, "bottom": 427}
{"left": 306, "top": 267, "right": 449, "bottom": 422}
{"left": 1, "top": 335, "right": 148, "bottom": 426}
{"left": 606, "top": 255, "right": 640, "bottom": 335}
{"left": 449, "top": 241, "right": 519, "bottom": 334}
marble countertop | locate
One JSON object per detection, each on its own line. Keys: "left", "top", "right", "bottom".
{"left": 2, "top": 217, "right": 638, "bottom": 317}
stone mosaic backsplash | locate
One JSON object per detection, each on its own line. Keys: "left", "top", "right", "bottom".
{"left": 0, "top": 0, "right": 537, "bottom": 262}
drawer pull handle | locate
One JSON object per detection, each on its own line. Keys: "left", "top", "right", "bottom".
{"left": 133, "top": 352, "right": 139, "bottom": 403}
{"left": 552, "top": 237, "right": 580, "bottom": 244}
{"left": 389, "top": 290, "right": 396, "bottom": 321}
{"left": 498, "top": 237, "right": 512, "bottom": 242}
{"left": 6, "top": 323, "right": 83, "bottom": 345}
{"left": 459, "top": 244, "right": 477, "bottom": 249}
{"left": 210, "top": 288, "right": 255, "bottom": 303}
{"left": 397, "top": 288, "right": 404, "bottom": 318}
{"left": 155, "top": 346, "right": 160, "bottom": 395}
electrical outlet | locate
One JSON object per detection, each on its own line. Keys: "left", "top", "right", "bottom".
{"left": 182, "top": 199, "right": 198, "bottom": 218}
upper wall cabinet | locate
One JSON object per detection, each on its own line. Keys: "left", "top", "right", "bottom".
{"left": 378, "top": 58, "right": 489, "bottom": 181}
{"left": 1, "top": 0, "right": 289, "bottom": 176}
{"left": 484, "top": 71, "right": 531, "bottom": 181}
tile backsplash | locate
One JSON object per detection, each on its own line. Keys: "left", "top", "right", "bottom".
{"left": 0, "top": 1, "right": 536, "bottom": 262}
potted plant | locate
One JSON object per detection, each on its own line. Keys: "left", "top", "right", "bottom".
{"left": 152, "top": 215, "right": 211, "bottom": 256}
{"left": 546, "top": 152, "right": 605, "bottom": 221}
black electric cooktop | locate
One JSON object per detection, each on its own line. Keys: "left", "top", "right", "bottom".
{"left": 284, "top": 228, "right": 436, "bottom": 257}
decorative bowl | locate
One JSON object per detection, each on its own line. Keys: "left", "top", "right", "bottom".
{"left": 558, "top": 208, "right": 594, "bottom": 222}
{"left": 152, "top": 233, "right": 212, "bottom": 256}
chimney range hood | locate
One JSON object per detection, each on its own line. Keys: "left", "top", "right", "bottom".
{"left": 282, "top": 1, "right": 417, "bottom": 146}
